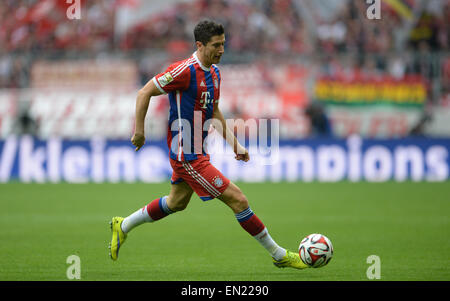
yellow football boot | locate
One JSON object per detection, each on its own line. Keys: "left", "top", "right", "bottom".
{"left": 272, "top": 250, "right": 309, "bottom": 269}
{"left": 109, "top": 217, "right": 127, "bottom": 261}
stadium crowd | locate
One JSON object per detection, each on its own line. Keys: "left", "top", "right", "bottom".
{"left": 0, "top": 0, "right": 448, "bottom": 101}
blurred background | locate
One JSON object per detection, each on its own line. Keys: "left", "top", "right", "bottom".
{"left": 0, "top": 0, "right": 449, "bottom": 183}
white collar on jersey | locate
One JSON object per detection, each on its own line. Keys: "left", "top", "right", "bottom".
{"left": 193, "top": 51, "right": 211, "bottom": 72}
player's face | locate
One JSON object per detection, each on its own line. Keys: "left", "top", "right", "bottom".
{"left": 201, "top": 34, "right": 225, "bottom": 66}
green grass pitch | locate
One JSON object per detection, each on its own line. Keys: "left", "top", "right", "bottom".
{"left": 0, "top": 182, "right": 449, "bottom": 281}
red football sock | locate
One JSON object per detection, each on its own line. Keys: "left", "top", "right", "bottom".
{"left": 235, "top": 207, "right": 286, "bottom": 260}
{"left": 146, "top": 196, "right": 173, "bottom": 221}
{"left": 235, "top": 207, "right": 265, "bottom": 236}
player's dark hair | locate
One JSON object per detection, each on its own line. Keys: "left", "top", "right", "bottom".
{"left": 194, "top": 20, "right": 224, "bottom": 45}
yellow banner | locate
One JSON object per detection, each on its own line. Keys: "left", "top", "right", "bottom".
{"left": 315, "top": 79, "right": 426, "bottom": 106}
{"left": 383, "top": 0, "right": 413, "bottom": 20}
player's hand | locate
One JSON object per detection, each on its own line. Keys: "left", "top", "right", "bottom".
{"left": 131, "top": 133, "right": 145, "bottom": 151}
{"left": 235, "top": 148, "right": 250, "bottom": 162}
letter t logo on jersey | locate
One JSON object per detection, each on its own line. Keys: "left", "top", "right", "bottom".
{"left": 200, "top": 91, "right": 211, "bottom": 109}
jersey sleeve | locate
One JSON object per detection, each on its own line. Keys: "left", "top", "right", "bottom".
{"left": 152, "top": 61, "right": 191, "bottom": 94}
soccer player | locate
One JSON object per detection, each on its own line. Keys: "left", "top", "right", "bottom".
{"left": 109, "top": 20, "right": 307, "bottom": 270}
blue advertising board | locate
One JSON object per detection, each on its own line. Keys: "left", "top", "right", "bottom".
{"left": 0, "top": 136, "right": 448, "bottom": 183}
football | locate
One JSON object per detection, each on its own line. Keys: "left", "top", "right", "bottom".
{"left": 298, "top": 233, "right": 333, "bottom": 268}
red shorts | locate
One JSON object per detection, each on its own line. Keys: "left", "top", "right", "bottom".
{"left": 170, "top": 155, "right": 230, "bottom": 201}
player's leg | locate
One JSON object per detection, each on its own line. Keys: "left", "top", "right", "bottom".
{"left": 120, "top": 181, "right": 193, "bottom": 233}
{"left": 166, "top": 181, "right": 195, "bottom": 211}
{"left": 177, "top": 157, "right": 307, "bottom": 269}
{"left": 109, "top": 181, "right": 193, "bottom": 261}
{"left": 179, "top": 157, "right": 288, "bottom": 263}
{"left": 218, "top": 182, "right": 308, "bottom": 269}
{"left": 218, "top": 182, "right": 285, "bottom": 259}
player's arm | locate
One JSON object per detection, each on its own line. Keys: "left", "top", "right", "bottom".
{"left": 131, "top": 78, "right": 163, "bottom": 151}
{"left": 212, "top": 103, "right": 249, "bottom": 162}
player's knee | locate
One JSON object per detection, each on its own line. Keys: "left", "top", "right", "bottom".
{"left": 233, "top": 192, "right": 249, "bottom": 212}
{"left": 171, "top": 202, "right": 188, "bottom": 212}
{"left": 167, "top": 195, "right": 190, "bottom": 212}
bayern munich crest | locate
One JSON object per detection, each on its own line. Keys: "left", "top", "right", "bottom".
{"left": 213, "top": 176, "right": 223, "bottom": 188}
